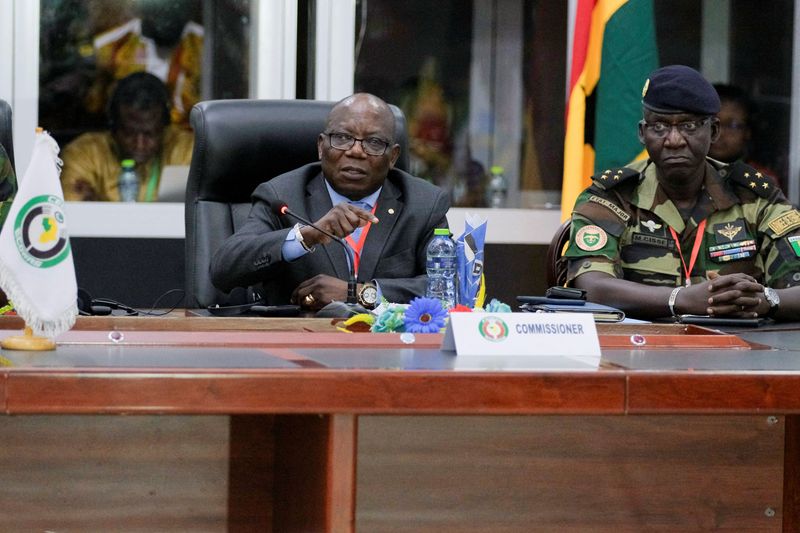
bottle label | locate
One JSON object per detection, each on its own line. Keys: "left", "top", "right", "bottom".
{"left": 426, "top": 256, "right": 457, "bottom": 270}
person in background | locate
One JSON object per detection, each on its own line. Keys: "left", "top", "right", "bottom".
{"left": 85, "top": 0, "right": 202, "bottom": 127}
{"left": 0, "top": 142, "right": 16, "bottom": 310}
{"left": 211, "top": 93, "right": 450, "bottom": 310}
{"left": 564, "top": 65, "right": 800, "bottom": 321}
{"left": 60, "top": 72, "right": 194, "bottom": 202}
{"left": 0, "top": 143, "right": 16, "bottom": 229}
{"left": 709, "top": 83, "right": 779, "bottom": 186}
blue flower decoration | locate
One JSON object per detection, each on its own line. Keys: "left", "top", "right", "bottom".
{"left": 403, "top": 297, "right": 448, "bottom": 333}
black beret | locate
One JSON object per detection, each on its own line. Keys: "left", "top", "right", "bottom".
{"left": 641, "top": 65, "right": 720, "bottom": 115}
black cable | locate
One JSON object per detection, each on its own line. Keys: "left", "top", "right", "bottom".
{"left": 89, "top": 288, "right": 185, "bottom": 317}
{"left": 138, "top": 288, "right": 186, "bottom": 316}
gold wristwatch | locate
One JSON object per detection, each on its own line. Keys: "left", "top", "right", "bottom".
{"left": 357, "top": 283, "right": 378, "bottom": 309}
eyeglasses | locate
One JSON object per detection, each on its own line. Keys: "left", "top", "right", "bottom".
{"left": 325, "top": 132, "right": 391, "bottom": 156}
{"left": 640, "top": 118, "right": 711, "bottom": 138}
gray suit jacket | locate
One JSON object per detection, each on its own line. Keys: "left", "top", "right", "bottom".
{"left": 210, "top": 163, "right": 450, "bottom": 305}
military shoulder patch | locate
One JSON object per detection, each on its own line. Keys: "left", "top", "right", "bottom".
{"left": 575, "top": 224, "right": 608, "bottom": 252}
{"left": 767, "top": 209, "right": 800, "bottom": 237}
{"left": 726, "top": 162, "right": 774, "bottom": 199}
{"left": 587, "top": 195, "right": 630, "bottom": 222}
{"left": 591, "top": 167, "right": 640, "bottom": 190}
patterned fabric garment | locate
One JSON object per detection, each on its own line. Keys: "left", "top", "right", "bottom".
{"left": 60, "top": 126, "right": 194, "bottom": 202}
{"left": 87, "top": 18, "right": 203, "bottom": 127}
{"left": 565, "top": 158, "right": 800, "bottom": 289}
{"left": 0, "top": 143, "right": 17, "bottom": 230}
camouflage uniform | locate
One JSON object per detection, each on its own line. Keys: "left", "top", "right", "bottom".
{"left": 565, "top": 158, "right": 800, "bottom": 289}
{"left": 0, "top": 144, "right": 17, "bottom": 230}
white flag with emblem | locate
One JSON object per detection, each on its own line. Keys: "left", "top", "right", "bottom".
{"left": 0, "top": 130, "right": 77, "bottom": 337}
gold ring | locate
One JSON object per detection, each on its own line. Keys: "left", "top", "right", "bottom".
{"left": 303, "top": 294, "right": 315, "bottom": 306}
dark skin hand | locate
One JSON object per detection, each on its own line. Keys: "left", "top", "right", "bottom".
{"left": 292, "top": 275, "right": 372, "bottom": 310}
{"left": 290, "top": 203, "right": 378, "bottom": 309}
{"left": 574, "top": 270, "right": 770, "bottom": 319}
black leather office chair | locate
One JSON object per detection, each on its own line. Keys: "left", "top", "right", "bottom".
{"left": 0, "top": 98, "right": 15, "bottom": 171}
{"left": 184, "top": 98, "right": 409, "bottom": 309}
{"left": 546, "top": 219, "right": 571, "bottom": 288}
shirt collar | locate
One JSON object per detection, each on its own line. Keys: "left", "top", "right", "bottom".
{"left": 324, "top": 179, "right": 382, "bottom": 209}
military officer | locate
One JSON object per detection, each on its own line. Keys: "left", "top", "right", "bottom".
{"left": 564, "top": 65, "right": 800, "bottom": 321}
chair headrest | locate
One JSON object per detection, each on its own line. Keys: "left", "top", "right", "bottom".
{"left": 187, "top": 99, "right": 409, "bottom": 203}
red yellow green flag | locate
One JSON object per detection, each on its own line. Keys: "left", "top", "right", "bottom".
{"left": 561, "top": 0, "right": 658, "bottom": 219}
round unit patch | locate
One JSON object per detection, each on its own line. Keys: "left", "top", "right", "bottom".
{"left": 575, "top": 225, "right": 608, "bottom": 252}
{"left": 478, "top": 316, "right": 509, "bottom": 343}
{"left": 13, "top": 194, "right": 71, "bottom": 268}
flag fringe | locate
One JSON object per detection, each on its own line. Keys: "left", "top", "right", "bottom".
{"left": 0, "top": 258, "right": 77, "bottom": 338}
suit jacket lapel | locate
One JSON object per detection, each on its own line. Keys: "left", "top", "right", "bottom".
{"left": 305, "top": 174, "right": 350, "bottom": 279}
{"left": 358, "top": 179, "right": 402, "bottom": 281}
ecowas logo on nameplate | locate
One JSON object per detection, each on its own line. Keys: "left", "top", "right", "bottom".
{"left": 13, "top": 194, "right": 71, "bottom": 268}
{"left": 478, "top": 316, "right": 509, "bottom": 342}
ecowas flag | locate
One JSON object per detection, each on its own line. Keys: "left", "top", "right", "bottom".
{"left": 0, "top": 131, "right": 77, "bottom": 337}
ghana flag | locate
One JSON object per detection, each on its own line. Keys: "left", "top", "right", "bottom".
{"left": 561, "top": 0, "right": 658, "bottom": 219}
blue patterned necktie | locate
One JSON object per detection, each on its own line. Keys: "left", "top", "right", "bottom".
{"left": 349, "top": 201, "right": 372, "bottom": 241}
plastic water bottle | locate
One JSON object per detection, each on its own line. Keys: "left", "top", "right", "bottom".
{"left": 486, "top": 165, "right": 507, "bottom": 208}
{"left": 118, "top": 159, "right": 139, "bottom": 202}
{"left": 425, "top": 228, "right": 458, "bottom": 309}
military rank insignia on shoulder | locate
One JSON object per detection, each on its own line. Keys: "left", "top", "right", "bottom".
{"left": 591, "top": 167, "right": 640, "bottom": 190}
{"left": 725, "top": 162, "right": 774, "bottom": 198}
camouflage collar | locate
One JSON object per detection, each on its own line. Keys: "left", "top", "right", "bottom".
{"left": 632, "top": 159, "right": 739, "bottom": 233}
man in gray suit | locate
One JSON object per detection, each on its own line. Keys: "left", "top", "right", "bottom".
{"left": 211, "top": 93, "right": 450, "bottom": 310}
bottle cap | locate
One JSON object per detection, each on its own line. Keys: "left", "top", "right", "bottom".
{"left": 490, "top": 165, "right": 504, "bottom": 175}
{"left": 434, "top": 228, "right": 450, "bottom": 236}
{"left": 121, "top": 159, "right": 135, "bottom": 168}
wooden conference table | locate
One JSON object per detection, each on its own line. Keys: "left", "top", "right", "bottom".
{"left": 1, "top": 314, "right": 800, "bottom": 532}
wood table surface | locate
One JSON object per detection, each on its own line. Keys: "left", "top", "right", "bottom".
{"left": 0, "top": 316, "right": 799, "bottom": 532}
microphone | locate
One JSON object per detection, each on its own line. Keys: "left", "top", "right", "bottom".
{"left": 271, "top": 200, "right": 366, "bottom": 318}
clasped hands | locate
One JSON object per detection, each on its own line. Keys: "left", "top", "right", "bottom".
{"left": 676, "top": 271, "right": 769, "bottom": 318}
{"left": 290, "top": 203, "right": 378, "bottom": 309}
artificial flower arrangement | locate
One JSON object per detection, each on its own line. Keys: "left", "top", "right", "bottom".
{"left": 339, "top": 296, "right": 512, "bottom": 333}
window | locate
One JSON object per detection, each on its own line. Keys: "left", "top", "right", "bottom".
{"left": 39, "top": 0, "right": 251, "bottom": 157}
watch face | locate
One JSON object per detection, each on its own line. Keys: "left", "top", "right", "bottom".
{"left": 360, "top": 285, "right": 378, "bottom": 305}
{"left": 765, "top": 287, "right": 780, "bottom": 306}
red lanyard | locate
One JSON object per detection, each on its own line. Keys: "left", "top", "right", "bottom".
{"left": 344, "top": 203, "right": 377, "bottom": 276}
{"left": 668, "top": 219, "right": 706, "bottom": 286}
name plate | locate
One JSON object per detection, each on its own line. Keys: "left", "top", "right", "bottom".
{"left": 442, "top": 312, "right": 601, "bottom": 358}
